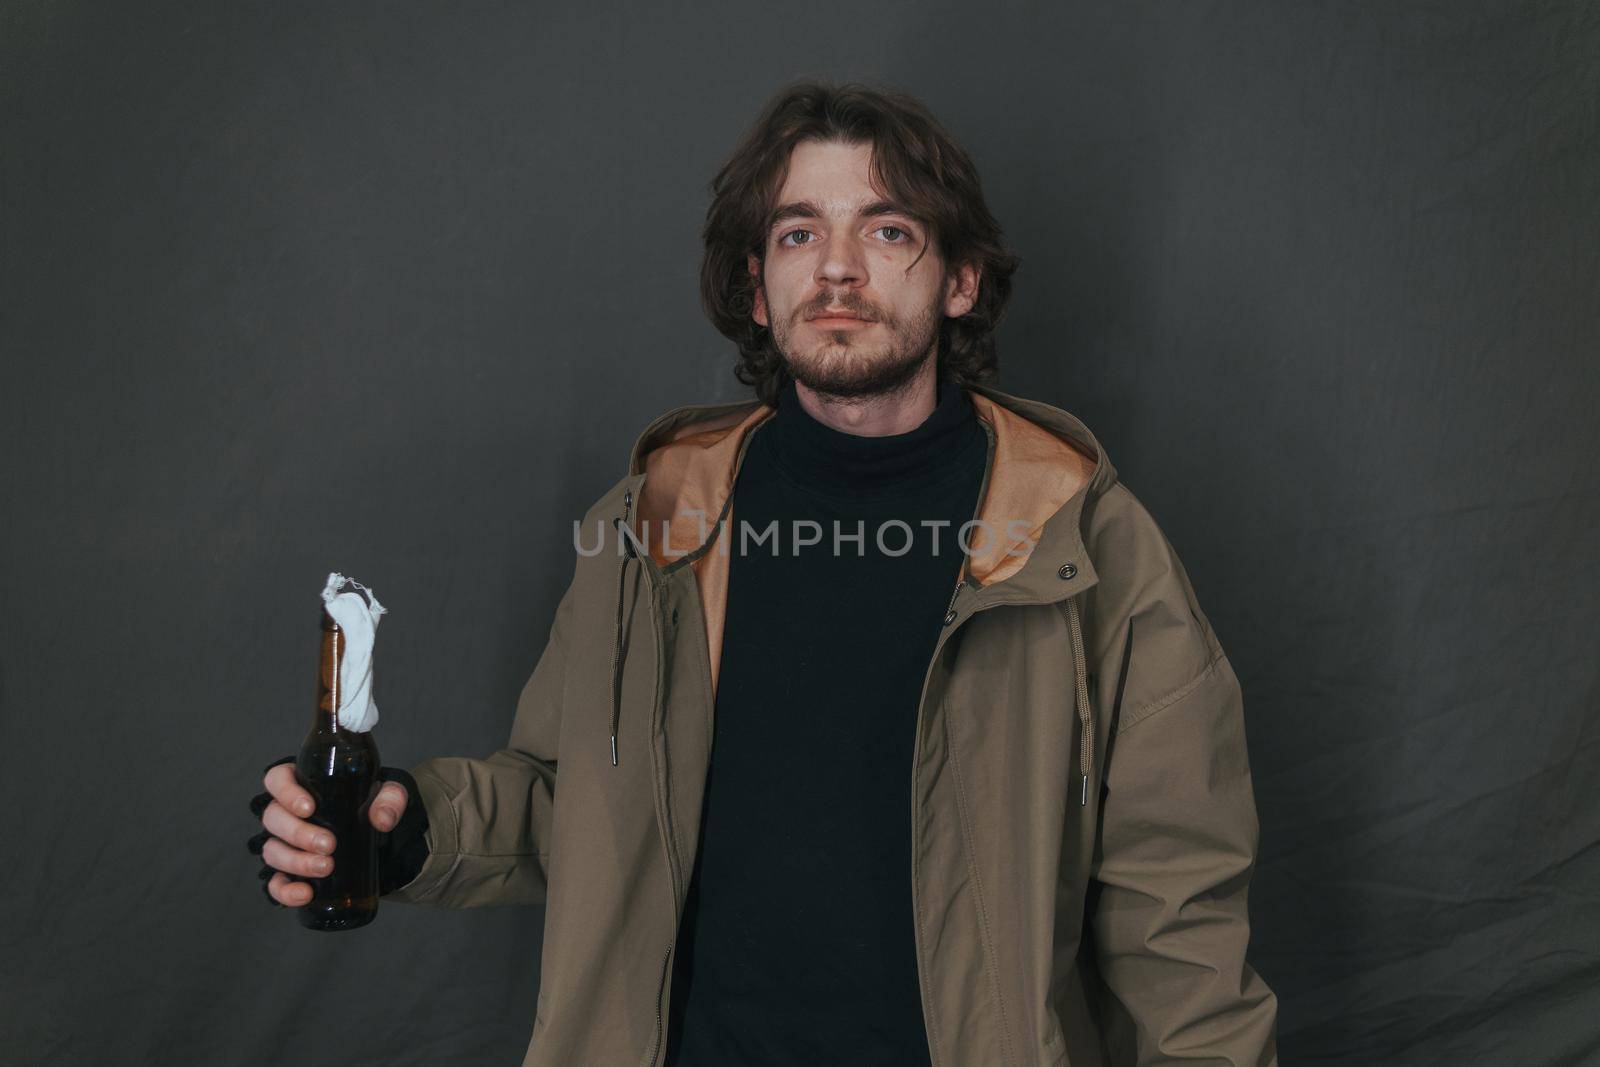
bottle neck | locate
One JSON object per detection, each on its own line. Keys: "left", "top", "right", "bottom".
{"left": 315, "top": 612, "right": 348, "bottom": 735}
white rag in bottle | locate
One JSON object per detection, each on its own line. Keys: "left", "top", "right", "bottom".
{"left": 319, "top": 572, "right": 387, "bottom": 732}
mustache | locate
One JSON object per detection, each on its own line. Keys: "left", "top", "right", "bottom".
{"left": 801, "top": 297, "right": 882, "bottom": 321}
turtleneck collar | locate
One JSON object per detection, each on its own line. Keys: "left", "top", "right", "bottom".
{"left": 754, "top": 375, "right": 986, "bottom": 503}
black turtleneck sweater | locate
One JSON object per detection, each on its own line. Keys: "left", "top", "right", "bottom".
{"left": 663, "top": 376, "right": 989, "bottom": 1067}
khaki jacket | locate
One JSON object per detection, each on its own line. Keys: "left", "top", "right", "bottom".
{"left": 389, "top": 382, "right": 1280, "bottom": 1066}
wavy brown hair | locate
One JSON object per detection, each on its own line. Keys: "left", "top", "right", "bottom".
{"left": 700, "top": 79, "right": 1021, "bottom": 407}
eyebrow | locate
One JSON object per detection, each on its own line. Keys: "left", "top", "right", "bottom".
{"left": 767, "top": 198, "right": 915, "bottom": 231}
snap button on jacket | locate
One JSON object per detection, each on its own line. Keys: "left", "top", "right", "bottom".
{"left": 387, "top": 382, "right": 1281, "bottom": 1067}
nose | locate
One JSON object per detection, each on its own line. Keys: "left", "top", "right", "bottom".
{"left": 814, "top": 230, "right": 868, "bottom": 289}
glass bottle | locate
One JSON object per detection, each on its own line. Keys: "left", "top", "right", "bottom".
{"left": 295, "top": 591, "right": 382, "bottom": 931}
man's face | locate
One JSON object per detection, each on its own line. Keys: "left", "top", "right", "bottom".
{"left": 748, "top": 139, "right": 978, "bottom": 399}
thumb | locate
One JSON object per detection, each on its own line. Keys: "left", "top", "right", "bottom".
{"left": 370, "top": 780, "right": 409, "bottom": 831}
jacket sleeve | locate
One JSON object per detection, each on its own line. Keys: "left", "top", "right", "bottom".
{"left": 1085, "top": 486, "right": 1279, "bottom": 1065}
{"left": 382, "top": 576, "right": 575, "bottom": 909}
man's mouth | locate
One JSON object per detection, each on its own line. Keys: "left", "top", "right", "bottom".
{"left": 808, "top": 310, "right": 874, "bottom": 327}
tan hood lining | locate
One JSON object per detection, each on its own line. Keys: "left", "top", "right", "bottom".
{"left": 629, "top": 389, "right": 1098, "bottom": 700}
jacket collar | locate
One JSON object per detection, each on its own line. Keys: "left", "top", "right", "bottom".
{"left": 621, "top": 381, "right": 1117, "bottom": 607}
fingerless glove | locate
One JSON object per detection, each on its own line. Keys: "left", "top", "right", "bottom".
{"left": 246, "top": 755, "right": 431, "bottom": 907}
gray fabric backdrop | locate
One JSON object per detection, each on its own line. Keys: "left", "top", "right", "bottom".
{"left": 3, "top": 2, "right": 1596, "bottom": 1064}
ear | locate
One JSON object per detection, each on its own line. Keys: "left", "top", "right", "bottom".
{"left": 747, "top": 253, "right": 769, "bottom": 328}
{"left": 943, "top": 261, "right": 981, "bottom": 319}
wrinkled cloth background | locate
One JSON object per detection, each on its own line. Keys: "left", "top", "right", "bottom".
{"left": 2, "top": 3, "right": 1596, "bottom": 1064}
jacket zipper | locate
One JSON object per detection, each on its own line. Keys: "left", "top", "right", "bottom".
{"left": 943, "top": 576, "right": 964, "bottom": 622}
{"left": 912, "top": 574, "right": 966, "bottom": 1067}
{"left": 647, "top": 575, "right": 682, "bottom": 1067}
{"left": 648, "top": 943, "right": 672, "bottom": 1066}
{"left": 909, "top": 422, "right": 997, "bottom": 1067}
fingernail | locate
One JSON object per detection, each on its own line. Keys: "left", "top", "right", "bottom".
{"left": 315, "top": 857, "right": 332, "bottom": 873}
{"left": 314, "top": 835, "right": 332, "bottom": 853}
{"left": 297, "top": 799, "right": 312, "bottom": 815}
{"left": 376, "top": 811, "right": 394, "bottom": 830}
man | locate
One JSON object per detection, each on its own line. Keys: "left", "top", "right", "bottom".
{"left": 248, "top": 80, "right": 1280, "bottom": 1066}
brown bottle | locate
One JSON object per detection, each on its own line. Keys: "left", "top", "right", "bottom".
{"left": 295, "top": 595, "right": 382, "bottom": 931}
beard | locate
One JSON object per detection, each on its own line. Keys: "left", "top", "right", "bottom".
{"left": 770, "top": 291, "right": 943, "bottom": 401}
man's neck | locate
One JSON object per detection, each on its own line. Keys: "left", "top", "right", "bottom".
{"left": 791, "top": 361, "right": 941, "bottom": 438}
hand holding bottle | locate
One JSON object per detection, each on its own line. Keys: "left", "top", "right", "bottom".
{"left": 247, "top": 755, "right": 414, "bottom": 907}
{"left": 245, "top": 573, "right": 430, "bottom": 926}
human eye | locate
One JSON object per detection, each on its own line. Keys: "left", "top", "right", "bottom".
{"left": 875, "top": 225, "right": 913, "bottom": 243}
{"left": 777, "top": 229, "right": 815, "bottom": 248}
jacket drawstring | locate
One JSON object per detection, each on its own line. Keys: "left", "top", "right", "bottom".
{"left": 610, "top": 490, "right": 635, "bottom": 767}
{"left": 609, "top": 546, "right": 630, "bottom": 766}
{"left": 1065, "top": 595, "right": 1094, "bottom": 805}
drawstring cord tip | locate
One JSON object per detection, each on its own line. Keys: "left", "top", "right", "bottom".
{"left": 1080, "top": 774, "right": 1088, "bottom": 806}
{"left": 610, "top": 734, "right": 619, "bottom": 766}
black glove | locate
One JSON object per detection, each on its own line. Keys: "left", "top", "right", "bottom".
{"left": 247, "top": 755, "right": 432, "bottom": 907}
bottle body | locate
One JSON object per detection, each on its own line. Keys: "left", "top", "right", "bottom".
{"left": 296, "top": 607, "right": 381, "bottom": 931}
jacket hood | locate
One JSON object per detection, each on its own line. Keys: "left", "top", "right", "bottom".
{"left": 623, "top": 380, "right": 1117, "bottom": 589}
{"left": 600, "top": 381, "right": 1120, "bottom": 769}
